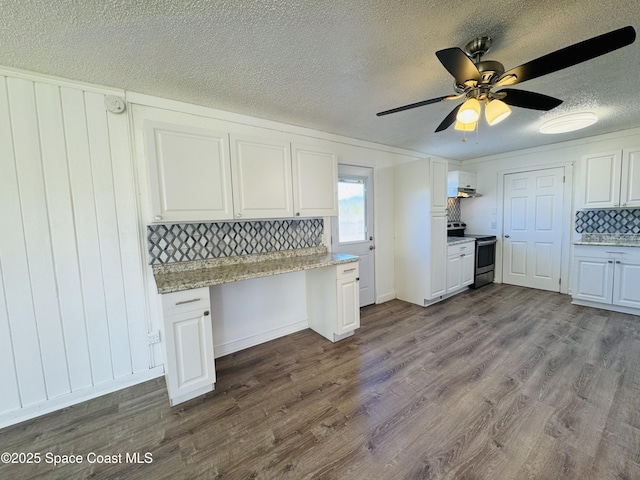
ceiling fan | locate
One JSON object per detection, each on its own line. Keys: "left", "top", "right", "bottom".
{"left": 376, "top": 26, "right": 636, "bottom": 132}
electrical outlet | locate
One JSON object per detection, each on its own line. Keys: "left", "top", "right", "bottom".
{"left": 147, "top": 331, "right": 161, "bottom": 345}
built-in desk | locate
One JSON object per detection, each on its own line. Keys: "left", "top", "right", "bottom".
{"left": 152, "top": 246, "right": 360, "bottom": 405}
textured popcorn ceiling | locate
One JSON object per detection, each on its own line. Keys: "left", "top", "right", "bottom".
{"left": 1, "top": 0, "right": 639, "bottom": 160}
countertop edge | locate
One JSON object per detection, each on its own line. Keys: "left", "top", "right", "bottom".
{"left": 155, "top": 253, "right": 359, "bottom": 294}
{"left": 573, "top": 242, "right": 640, "bottom": 247}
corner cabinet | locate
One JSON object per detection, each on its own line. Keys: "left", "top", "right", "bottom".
{"left": 306, "top": 262, "right": 360, "bottom": 342}
{"left": 572, "top": 245, "right": 640, "bottom": 314}
{"left": 161, "top": 287, "right": 216, "bottom": 406}
{"left": 578, "top": 148, "right": 640, "bottom": 209}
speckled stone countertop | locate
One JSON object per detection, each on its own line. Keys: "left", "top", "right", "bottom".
{"left": 447, "top": 237, "right": 476, "bottom": 246}
{"left": 152, "top": 246, "right": 359, "bottom": 294}
{"left": 573, "top": 233, "right": 640, "bottom": 247}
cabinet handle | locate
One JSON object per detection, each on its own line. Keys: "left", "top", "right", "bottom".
{"left": 605, "top": 251, "right": 626, "bottom": 254}
{"left": 204, "top": 310, "right": 210, "bottom": 316}
{"left": 154, "top": 215, "right": 162, "bottom": 221}
{"left": 356, "top": 277, "right": 359, "bottom": 281}
{"left": 295, "top": 212, "right": 300, "bottom": 216}
{"left": 460, "top": 253, "right": 465, "bottom": 257}
{"left": 616, "top": 260, "right": 621, "bottom": 264}
{"left": 608, "top": 260, "right": 613, "bottom": 264}
{"left": 504, "top": 235, "right": 510, "bottom": 238}
{"left": 175, "top": 298, "right": 201, "bottom": 306}
{"left": 236, "top": 213, "right": 242, "bottom": 218}
{"left": 342, "top": 267, "right": 357, "bottom": 273}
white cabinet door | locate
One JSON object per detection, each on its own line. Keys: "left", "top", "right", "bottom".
{"left": 336, "top": 274, "right": 360, "bottom": 335}
{"left": 446, "top": 254, "right": 462, "bottom": 293}
{"left": 145, "top": 120, "right": 234, "bottom": 222}
{"left": 292, "top": 144, "right": 338, "bottom": 217}
{"left": 581, "top": 151, "right": 622, "bottom": 208}
{"left": 461, "top": 252, "right": 475, "bottom": 286}
{"left": 573, "top": 257, "right": 614, "bottom": 304}
{"left": 613, "top": 260, "right": 640, "bottom": 308}
{"left": 430, "top": 214, "right": 447, "bottom": 298}
{"left": 621, "top": 148, "right": 640, "bottom": 207}
{"left": 430, "top": 159, "right": 448, "bottom": 212}
{"left": 164, "top": 307, "right": 215, "bottom": 405}
{"left": 230, "top": 134, "right": 293, "bottom": 219}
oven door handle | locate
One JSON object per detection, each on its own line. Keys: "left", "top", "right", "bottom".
{"left": 476, "top": 239, "right": 497, "bottom": 247}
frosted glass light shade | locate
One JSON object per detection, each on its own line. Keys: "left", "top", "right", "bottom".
{"left": 454, "top": 121, "right": 476, "bottom": 131}
{"left": 456, "top": 98, "right": 480, "bottom": 124}
{"left": 485, "top": 99, "right": 511, "bottom": 125}
{"left": 539, "top": 112, "right": 598, "bottom": 134}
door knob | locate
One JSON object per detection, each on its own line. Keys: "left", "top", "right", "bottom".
{"left": 369, "top": 245, "right": 375, "bottom": 250}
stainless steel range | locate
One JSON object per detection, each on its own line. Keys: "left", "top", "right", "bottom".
{"left": 447, "top": 222, "right": 497, "bottom": 289}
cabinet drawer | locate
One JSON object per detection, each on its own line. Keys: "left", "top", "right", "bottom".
{"left": 162, "top": 287, "right": 211, "bottom": 316}
{"left": 337, "top": 262, "right": 359, "bottom": 279}
{"left": 447, "top": 242, "right": 474, "bottom": 257}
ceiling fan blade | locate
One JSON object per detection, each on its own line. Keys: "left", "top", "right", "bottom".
{"left": 496, "top": 25, "right": 636, "bottom": 86}
{"left": 376, "top": 95, "right": 454, "bottom": 116}
{"left": 435, "top": 48, "right": 482, "bottom": 85}
{"left": 435, "top": 103, "right": 463, "bottom": 132}
{"left": 500, "top": 89, "right": 563, "bottom": 111}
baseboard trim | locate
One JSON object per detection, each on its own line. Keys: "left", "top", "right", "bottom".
{"left": 214, "top": 320, "right": 309, "bottom": 358}
{"left": 0, "top": 367, "right": 165, "bottom": 430}
{"left": 376, "top": 292, "right": 396, "bottom": 304}
{"left": 571, "top": 299, "right": 640, "bottom": 316}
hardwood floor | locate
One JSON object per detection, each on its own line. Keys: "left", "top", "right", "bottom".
{"left": 1, "top": 284, "right": 639, "bottom": 479}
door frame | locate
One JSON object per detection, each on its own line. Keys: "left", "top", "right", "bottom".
{"left": 496, "top": 161, "right": 573, "bottom": 294}
{"left": 330, "top": 164, "right": 376, "bottom": 306}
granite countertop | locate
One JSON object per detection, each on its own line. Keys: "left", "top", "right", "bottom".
{"left": 573, "top": 233, "right": 640, "bottom": 247}
{"left": 447, "top": 237, "right": 476, "bottom": 246}
{"left": 152, "top": 246, "right": 359, "bottom": 294}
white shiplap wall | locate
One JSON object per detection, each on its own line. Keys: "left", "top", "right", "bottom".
{"left": 0, "top": 73, "right": 155, "bottom": 427}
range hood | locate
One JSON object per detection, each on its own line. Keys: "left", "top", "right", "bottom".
{"left": 447, "top": 170, "right": 482, "bottom": 198}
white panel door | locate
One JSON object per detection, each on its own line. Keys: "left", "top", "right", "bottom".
{"left": 581, "top": 151, "right": 622, "bottom": 208}
{"left": 573, "top": 258, "right": 613, "bottom": 303}
{"left": 621, "top": 148, "right": 640, "bottom": 207}
{"left": 230, "top": 133, "right": 293, "bottom": 219}
{"left": 461, "top": 252, "right": 475, "bottom": 287}
{"left": 291, "top": 144, "right": 338, "bottom": 217}
{"left": 331, "top": 165, "right": 375, "bottom": 306}
{"left": 613, "top": 260, "right": 640, "bottom": 308}
{"left": 446, "top": 254, "right": 462, "bottom": 293}
{"left": 502, "top": 167, "right": 564, "bottom": 291}
{"left": 145, "top": 120, "right": 234, "bottom": 222}
{"left": 336, "top": 276, "right": 360, "bottom": 335}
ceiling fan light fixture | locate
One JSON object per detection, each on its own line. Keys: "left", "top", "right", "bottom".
{"left": 454, "top": 120, "right": 476, "bottom": 131}
{"left": 456, "top": 98, "right": 480, "bottom": 124}
{"left": 539, "top": 112, "right": 598, "bottom": 134}
{"left": 485, "top": 99, "right": 511, "bottom": 126}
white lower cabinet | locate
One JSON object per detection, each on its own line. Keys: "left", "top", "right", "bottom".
{"left": 446, "top": 241, "right": 475, "bottom": 294}
{"left": 572, "top": 245, "right": 640, "bottom": 313}
{"left": 307, "top": 262, "right": 360, "bottom": 342}
{"left": 161, "top": 287, "right": 216, "bottom": 406}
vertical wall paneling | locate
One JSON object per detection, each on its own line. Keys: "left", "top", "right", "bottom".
{"left": 1, "top": 77, "right": 49, "bottom": 406}
{"left": 107, "top": 111, "right": 150, "bottom": 373}
{"left": 84, "top": 92, "right": 132, "bottom": 379}
{"left": 60, "top": 86, "right": 115, "bottom": 385}
{"left": 0, "top": 261, "right": 21, "bottom": 412}
{"left": 35, "top": 82, "right": 93, "bottom": 391}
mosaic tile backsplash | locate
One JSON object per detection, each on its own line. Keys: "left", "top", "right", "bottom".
{"left": 575, "top": 209, "right": 640, "bottom": 234}
{"left": 447, "top": 198, "right": 461, "bottom": 222}
{"left": 147, "top": 219, "right": 323, "bottom": 265}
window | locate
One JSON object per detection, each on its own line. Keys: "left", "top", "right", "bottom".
{"left": 338, "top": 179, "right": 366, "bottom": 243}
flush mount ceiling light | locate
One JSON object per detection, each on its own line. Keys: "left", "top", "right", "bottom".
{"left": 539, "top": 112, "right": 598, "bottom": 134}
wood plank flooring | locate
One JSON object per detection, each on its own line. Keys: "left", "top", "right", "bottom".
{"left": 1, "top": 284, "right": 639, "bottom": 479}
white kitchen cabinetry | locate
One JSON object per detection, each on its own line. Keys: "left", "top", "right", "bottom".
{"left": 572, "top": 245, "right": 640, "bottom": 314}
{"left": 230, "top": 133, "right": 293, "bottom": 219}
{"left": 161, "top": 287, "right": 216, "bottom": 406}
{"left": 144, "top": 118, "right": 234, "bottom": 222}
{"left": 394, "top": 158, "right": 451, "bottom": 307}
{"left": 292, "top": 144, "right": 338, "bottom": 217}
{"left": 307, "top": 262, "right": 360, "bottom": 342}
{"left": 447, "top": 170, "right": 477, "bottom": 197}
{"left": 446, "top": 241, "right": 475, "bottom": 294}
{"left": 579, "top": 148, "right": 640, "bottom": 209}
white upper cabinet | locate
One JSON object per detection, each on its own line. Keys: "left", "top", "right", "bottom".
{"left": 145, "top": 120, "right": 234, "bottom": 222}
{"left": 579, "top": 148, "right": 640, "bottom": 209}
{"left": 291, "top": 144, "right": 338, "bottom": 217}
{"left": 430, "top": 159, "right": 448, "bottom": 212}
{"left": 620, "top": 148, "right": 640, "bottom": 207}
{"left": 230, "top": 134, "right": 293, "bottom": 219}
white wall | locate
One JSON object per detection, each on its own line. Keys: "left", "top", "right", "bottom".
{"left": 0, "top": 70, "right": 160, "bottom": 428}
{"left": 460, "top": 127, "right": 640, "bottom": 291}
